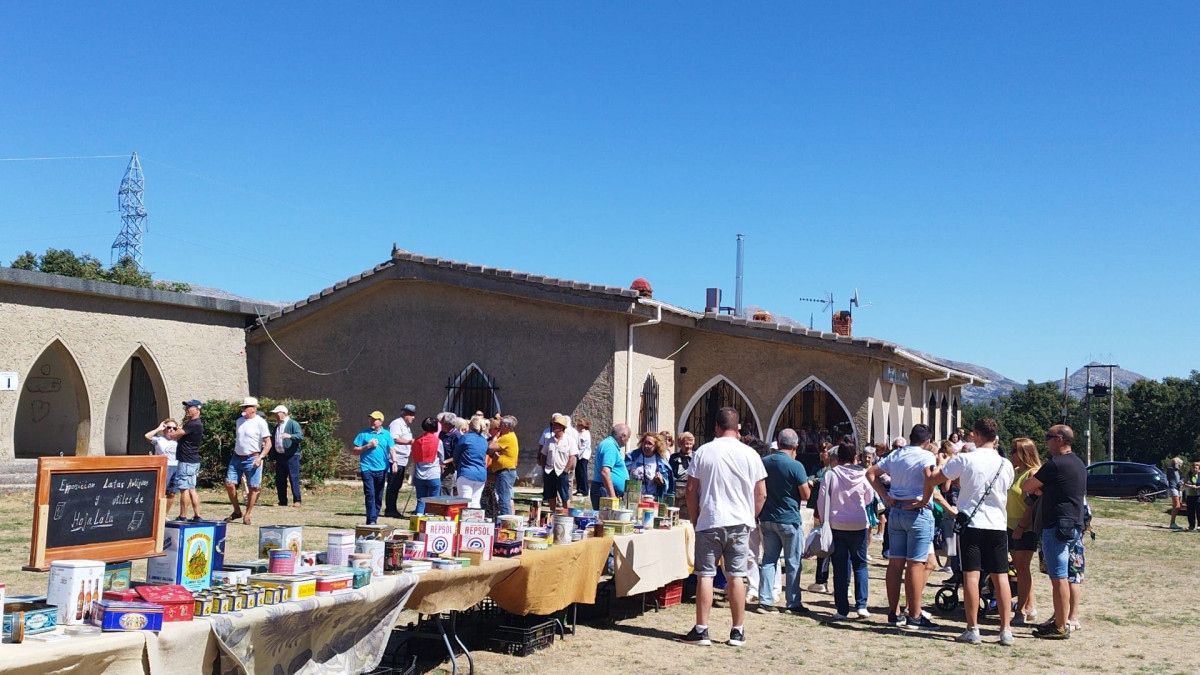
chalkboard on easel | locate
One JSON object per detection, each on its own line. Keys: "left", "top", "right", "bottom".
{"left": 27, "top": 455, "right": 167, "bottom": 571}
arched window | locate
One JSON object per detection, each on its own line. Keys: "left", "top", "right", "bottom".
{"left": 638, "top": 374, "right": 659, "bottom": 435}
{"left": 444, "top": 363, "right": 500, "bottom": 419}
{"left": 105, "top": 348, "right": 169, "bottom": 455}
{"left": 16, "top": 339, "right": 90, "bottom": 457}
{"left": 680, "top": 376, "right": 759, "bottom": 444}
{"left": 770, "top": 378, "right": 854, "bottom": 461}
{"left": 927, "top": 393, "right": 938, "bottom": 440}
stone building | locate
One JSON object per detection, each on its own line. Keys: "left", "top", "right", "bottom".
{"left": 0, "top": 248, "right": 980, "bottom": 484}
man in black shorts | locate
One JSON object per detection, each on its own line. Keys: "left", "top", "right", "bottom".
{"left": 924, "top": 417, "right": 1015, "bottom": 645}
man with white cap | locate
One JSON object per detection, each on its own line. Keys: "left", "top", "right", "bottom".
{"left": 270, "top": 404, "right": 304, "bottom": 508}
{"left": 225, "top": 397, "right": 272, "bottom": 525}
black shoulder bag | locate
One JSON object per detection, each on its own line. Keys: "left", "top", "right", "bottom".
{"left": 953, "top": 462, "right": 1005, "bottom": 535}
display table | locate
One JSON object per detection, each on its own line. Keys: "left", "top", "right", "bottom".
{"left": 489, "top": 536, "right": 613, "bottom": 615}
{"left": 611, "top": 522, "right": 695, "bottom": 597}
{"left": 2, "top": 573, "right": 418, "bottom": 675}
{"left": 404, "top": 557, "right": 521, "bottom": 614}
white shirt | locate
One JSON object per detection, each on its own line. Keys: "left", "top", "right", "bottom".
{"left": 234, "top": 415, "right": 270, "bottom": 457}
{"left": 577, "top": 429, "right": 592, "bottom": 461}
{"left": 687, "top": 435, "right": 767, "bottom": 531}
{"left": 151, "top": 436, "right": 177, "bottom": 466}
{"left": 388, "top": 417, "right": 413, "bottom": 466}
{"left": 939, "top": 446, "right": 1014, "bottom": 531}
{"left": 274, "top": 417, "right": 288, "bottom": 452}
{"left": 629, "top": 451, "right": 659, "bottom": 482}
{"left": 541, "top": 428, "right": 579, "bottom": 474}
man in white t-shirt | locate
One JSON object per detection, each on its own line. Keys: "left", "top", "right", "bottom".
{"left": 925, "top": 417, "right": 1015, "bottom": 646}
{"left": 225, "top": 397, "right": 272, "bottom": 525}
{"left": 678, "top": 407, "right": 767, "bottom": 649}
{"left": 384, "top": 404, "right": 417, "bottom": 518}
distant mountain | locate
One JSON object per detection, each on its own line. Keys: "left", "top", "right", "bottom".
{"left": 740, "top": 306, "right": 1148, "bottom": 404}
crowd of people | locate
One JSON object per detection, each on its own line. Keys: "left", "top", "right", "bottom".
{"left": 143, "top": 396, "right": 1094, "bottom": 648}
{"left": 679, "top": 411, "right": 1090, "bottom": 647}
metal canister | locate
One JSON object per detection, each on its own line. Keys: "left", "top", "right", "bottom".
{"left": 193, "top": 594, "right": 213, "bottom": 617}
{"left": 384, "top": 538, "right": 404, "bottom": 575}
{"left": 219, "top": 593, "right": 234, "bottom": 614}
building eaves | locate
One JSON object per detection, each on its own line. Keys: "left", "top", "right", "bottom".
{"left": 392, "top": 249, "right": 639, "bottom": 299}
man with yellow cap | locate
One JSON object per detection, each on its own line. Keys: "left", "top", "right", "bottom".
{"left": 352, "top": 411, "right": 395, "bottom": 525}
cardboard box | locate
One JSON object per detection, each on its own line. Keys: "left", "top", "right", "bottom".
{"left": 135, "top": 585, "right": 195, "bottom": 622}
{"left": 46, "top": 559, "right": 106, "bottom": 626}
{"left": 458, "top": 522, "right": 494, "bottom": 561}
{"left": 147, "top": 522, "right": 215, "bottom": 592}
{"left": 248, "top": 574, "right": 316, "bottom": 601}
{"left": 3, "top": 597, "right": 57, "bottom": 639}
{"left": 259, "top": 525, "right": 303, "bottom": 558}
{"left": 90, "top": 600, "right": 164, "bottom": 632}
{"left": 460, "top": 550, "right": 484, "bottom": 567}
{"left": 103, "top": 561, "right": 133, "bottom": 592}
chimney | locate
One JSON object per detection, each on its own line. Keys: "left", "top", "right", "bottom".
{"left": 832, "top": 310, "right": 852, "bottom": 336}
{"left": 734, "top": 234, "right": 745, "bottom": 316}
{"left": 705, "top": 288, "right": 721, "bottom": 313}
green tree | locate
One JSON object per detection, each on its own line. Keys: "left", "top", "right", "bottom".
{"left": 7, "top": 247, "right": 186, "bottom": 292}
{"left": 10, "top": 251, "right": 37, "bottom": 270}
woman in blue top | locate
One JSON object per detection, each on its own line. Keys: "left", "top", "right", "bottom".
{"left": 625, "top": 432, "right": 673, "bottom": 500}
{"left": 453, "top": 415, "right": 490, "bottom": 508}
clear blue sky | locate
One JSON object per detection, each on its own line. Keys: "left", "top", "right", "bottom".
{"left": 2, "top": 4, "right": 1197, "bottom": 383}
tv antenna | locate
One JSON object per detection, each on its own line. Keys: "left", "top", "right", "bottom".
{"left": 799, "top": 291, "right": 834, "bottom": 316}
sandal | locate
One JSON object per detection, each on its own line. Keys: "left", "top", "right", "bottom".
{"left": 224, "top": 512, "right": 244, "bottom": 522}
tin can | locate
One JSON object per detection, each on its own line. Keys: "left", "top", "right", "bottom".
{"left": 384, "top": 539, "right": 404, "bottom": 574}
{"left": 193, "top": 595, "right": 213, "bottom": 617}
{"left": 268, "top": 549, "right": 296, "bottom": 574}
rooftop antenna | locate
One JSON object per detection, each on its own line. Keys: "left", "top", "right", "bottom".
{"left": 849, "top": 287, "right": 874, "bottom": 316}
{"left": 111, "top": 151, "right": 147, "bottom": 270}
{"left": 799, "top": 291, "right": 835, "bottom": 317}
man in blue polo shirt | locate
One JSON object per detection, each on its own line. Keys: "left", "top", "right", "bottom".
{"left": 867, "top": 423, "right": 939, "bottom": 631}
{"left": 591, "top": 423, "right": 632, "bottom": 510}
{"left": 353, "top": 411, "right": 394, "bottom": 525}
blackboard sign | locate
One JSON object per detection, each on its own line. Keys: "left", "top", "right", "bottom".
{"left": 27, "top": 456, "right": 167, "bottom": 571}
{"left": 46, "top": 469, "right": 158, "bottom": 549}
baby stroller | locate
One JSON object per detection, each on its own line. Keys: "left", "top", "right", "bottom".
{"left": 934, "top": 562, "right": 1017, "bottom": 619}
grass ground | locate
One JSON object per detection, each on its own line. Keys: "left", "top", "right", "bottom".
{"left": 2, "top": 486, "right": 1198, "bottom": 673}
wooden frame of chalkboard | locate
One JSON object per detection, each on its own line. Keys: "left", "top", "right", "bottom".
{"left": 26, "top": 455, "right": 168, "bottom": 571}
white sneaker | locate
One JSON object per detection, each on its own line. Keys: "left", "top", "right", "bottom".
{"left": 998, "top": 629, "right": 1015, "bottom": 646}
{"left": 955, "top": 627, "right": 981, "bottom": 644}
{"left": 855, "top": 608, "right": 871, "bottom": 619}
{"left": 871, "top": 534, "right": 883, "bottom": 542}
{"left": 807, "top": 583, "right": 828, "bottom": 593}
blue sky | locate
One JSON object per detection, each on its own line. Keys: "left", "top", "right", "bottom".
{"left": 2, "top": 4, "right": 1197, "bottom": 383}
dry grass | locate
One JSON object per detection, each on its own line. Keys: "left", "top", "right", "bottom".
{"left": 2, "top": 487, "right": 1198, "bottom": 673}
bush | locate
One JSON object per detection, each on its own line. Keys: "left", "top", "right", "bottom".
{"left": 197, "top": 397, "right": 341, "bottom": 489}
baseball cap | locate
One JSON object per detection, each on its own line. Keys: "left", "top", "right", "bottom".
{"left": 270, "top": 405, "right": 289, "bottom": 414}
{"left": 182, "top": 399, "right": 202, "bottom": 408}
{"left": 369, "top": 411, "right": 385, "bottom": 420}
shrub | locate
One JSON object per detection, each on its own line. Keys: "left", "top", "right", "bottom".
{"left": 197, "top": 397, "right": 341, "bottom": 489}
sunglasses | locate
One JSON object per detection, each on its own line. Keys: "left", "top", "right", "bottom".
{"left": 1044, "top": 434, "right": 1059, "bottom": 441}
{"left": 165, "top": 426, "right": 177, "bottom": 430}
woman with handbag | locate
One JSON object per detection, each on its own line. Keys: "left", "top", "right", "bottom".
{"left": 820, "top": 442, "right": 875, "bottom": 620}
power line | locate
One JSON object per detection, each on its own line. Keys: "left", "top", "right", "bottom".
{"left": 0, "top": 154, "right": 127, "bottom": 161}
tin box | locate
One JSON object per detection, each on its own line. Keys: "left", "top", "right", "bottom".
{"left": 311, "top": 570, "right": 354, "bottom": 596}
{"left": 46, "top": 559, "right": 106, "bottom": 626}
{"left": 223, "top": 558, "right": 269, "bottom": 574}
{"left": 102, "top": 588, "right": 140, "bottom": 602}
{"left": 248, "top": 573, "right": 316, "bottom": 601}
{"left": 90, "top": 600, "right": 164, "bottom": 632}
{"left": 3, "top": 598, "right": 57, "bottom": 638}
{"left": 135, "top": 584, "right": 195, "bottom": 622}
{"left": 103, "top": 561, "right": 133, "bottom": 591}
{"left": 493, "top": 540, "right": 523, "bottom": 557}
{"left": 259, "top": 524, "right": 303, "bottom": 558}
{"left": 147, "top": 521, "right": 215, "bottom": 592}
{"left": 354, "top": 523, "right": 393, "bottom": 541}
{"left": 211, "top": 568, "right": 251, "bottom": 587}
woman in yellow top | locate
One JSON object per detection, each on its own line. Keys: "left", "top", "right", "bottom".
{"left": 1006, "top": 437, "right": 1041, "bottom": 625}
{"left": 487, "top": 415, "right": 520, "bottom": 517}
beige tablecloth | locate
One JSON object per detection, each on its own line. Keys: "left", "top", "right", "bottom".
{"left": 403, "top": 556, "right": 521, "bottom": 614}
{"left": 489, "top": 536, "right": 613, "bottom": 615}
{"left": 612, "top": 522, "right": 695, "bottom": 597}
{"left": 2, "top": 574, "right": 418, "bottom": 675}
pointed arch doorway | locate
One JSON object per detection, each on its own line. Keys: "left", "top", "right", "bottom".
{"left": 105, "top": 348, "right": 169, "bottom": 455}
{"left": 443, "top": 363, "right": 501, "bottom": 419}
{"left": 678, "top": 376, "right": 760, "bottom": 444}
{"left": 767, "top": 377, "right": 854, "bottom": 470}
{"left": 15, "top": 339, "right": 91, "bottom": 457}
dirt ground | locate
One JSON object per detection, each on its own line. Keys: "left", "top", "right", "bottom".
{"left": 2, "top": 485, "right": 1197, "bottom": 673}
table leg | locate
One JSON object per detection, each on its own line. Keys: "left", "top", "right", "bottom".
{"left": 449, "top": 610, "right": 475, "bottom": 674}
{"left": 433, "top": 614, "right": 459, "bottom": 675}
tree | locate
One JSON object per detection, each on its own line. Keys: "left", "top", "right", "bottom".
{"left": 7, "top": 247, "right": 186, "bottom": 292}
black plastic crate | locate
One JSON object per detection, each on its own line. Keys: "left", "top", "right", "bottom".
{"left": 366, "top": 657, "right": 417, "bottom": 675}
{"left": 486, "top": 619, "right": 557, "bottom": 657}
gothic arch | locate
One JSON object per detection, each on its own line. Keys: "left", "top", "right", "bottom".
{"left": 14, "top": 338, "right": 91, "bottom": 457}
{"left": 443, "top": 362, "right": 501, "bottom": 418}
{"left": 104, "top": 345, "right": 170, "bottom": 455}
{"left": 677, "top": 374, "right": 761, "bottom": 444}
{"left": 766, "top": 376, "right": 856, "bottom": 444}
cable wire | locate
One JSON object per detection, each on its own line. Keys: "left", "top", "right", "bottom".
{"left": 252, "top": 304, "right": 364, "bottom": 376}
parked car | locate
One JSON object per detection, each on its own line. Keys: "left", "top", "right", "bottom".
{"left": 1086, "top": 461, "right": 1169, "bottom": 501}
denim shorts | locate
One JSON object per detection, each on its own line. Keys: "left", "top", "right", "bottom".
{"left": 886, "top": 506, "right": 935, "bottom": 562}
{"left": 164, "top": 464, "right": 179, "bottom": 494}
{"left": 172, "top": 462, "right": 200, "bottom": 491}
{"left": 226, "top": 455, "right": 263, "bottom": 488}
{"left": 695, "top": 525, "right": 750, "bottom": 577}
{"left": 1041, "top": 527, "right": 1081, "bottom": 579}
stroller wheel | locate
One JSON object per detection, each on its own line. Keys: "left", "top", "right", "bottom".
{"left": 934, "top": 587, "right": 958, "bottom": 612}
